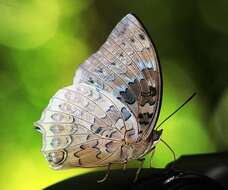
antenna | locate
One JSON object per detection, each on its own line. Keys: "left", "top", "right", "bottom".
{"left": 156, "top": 93, "right": 196, "bottom": 130}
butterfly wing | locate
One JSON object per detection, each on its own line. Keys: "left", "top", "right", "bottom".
{"left": 35, "top": 14, "right": 162, "bottom": 169}
{"left": 35, "top": 83, "right": 138, "bottom": 168}
{"left": 74, "top": 14, "right": 162, "bottom": 141}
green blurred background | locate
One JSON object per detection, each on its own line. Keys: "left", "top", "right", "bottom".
{"left": 0, "top": 0, "right": 228, "bottom": 189}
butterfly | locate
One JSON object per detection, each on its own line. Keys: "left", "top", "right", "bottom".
{"left": 34, "top": 13, "right": 163, "bottom": 182}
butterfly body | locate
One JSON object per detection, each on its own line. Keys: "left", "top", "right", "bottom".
{"left": 35, "top": 14, "right": 162, "bottom": 172}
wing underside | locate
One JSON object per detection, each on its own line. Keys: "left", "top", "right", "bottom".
{"left": 35, "top": 14, "right": 162, "bottom": 169}
{"left": 74, "top": 14, "right": 162, "bottom": 140}
{"left": 35, "top": 84, "right": 138, "bottom": 168}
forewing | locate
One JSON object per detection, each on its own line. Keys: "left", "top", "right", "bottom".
{"left": 74, "top": 14, "right": 162, "bottom": 140}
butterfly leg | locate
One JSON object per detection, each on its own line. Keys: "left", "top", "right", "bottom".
{"left": 122, "top": 160, "right": 128, "bottom": 171}
{"left": 160, "top": 138, "right": 176, "bottom": 170}
{"left": 97, "top": 163, "right": 112, "bottom": 183}
{"left": 149, "top": 147, "right": 155, "bottom": 168}
{"left": 133, "top": 158, "right": 145, "bottom": 183}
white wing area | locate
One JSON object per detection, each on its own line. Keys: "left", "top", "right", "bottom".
{"left": 35, "top": 84, "right": 139, "bottom": 168}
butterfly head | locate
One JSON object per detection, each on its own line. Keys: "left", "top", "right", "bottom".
{"left": 149, "top": 129, "right": 163, "bottom": 149}
{"left": 152, "top": 129, "right": 163, "bottom": 142}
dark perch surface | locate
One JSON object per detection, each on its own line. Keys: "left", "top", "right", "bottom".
{"left": 44, "top": 169, "right": 224, "bottom": 190}
{"left": 45, "top": 152, "right": 228, "bottom": 190}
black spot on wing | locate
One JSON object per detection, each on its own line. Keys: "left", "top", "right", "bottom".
{"left": 138, "top": 112, "right": 153, "bottom": 125}
{"left": 88, "top": 77, "right": 94, "bottom": 84}
{"left": 141, "top": 86, "right": 157, "bottom": 106}
{"left": 141, "top": 86, "right": 156, "bottom": 97}
{"left": 95, "top": 127, "right": 102, "bottom": 134}
{"left": 121, "top": 107, "right": 131, "bottom": 121}
{"left": 139, "top": 33, "right": 145, "bottom": 40}
{"left": 120, "top": 88, "right": 136, "bottom": 104}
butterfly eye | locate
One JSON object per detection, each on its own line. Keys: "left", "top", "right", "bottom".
{"left": 152, "top": 130, "right": 163, "bottom": 141}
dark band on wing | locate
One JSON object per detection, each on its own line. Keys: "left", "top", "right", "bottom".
{"left": 138, "top": 112, "right": 153, "bottom": 125}
{"left": 119, "top": 88, "right": 136, "bottom": 105}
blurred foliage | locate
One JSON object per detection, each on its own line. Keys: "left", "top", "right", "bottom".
{"left": 0, "top": 0, "right": 227, "bottom": 189}
{"left": 212, "top": 88, "right": 228, "bottom": 149}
